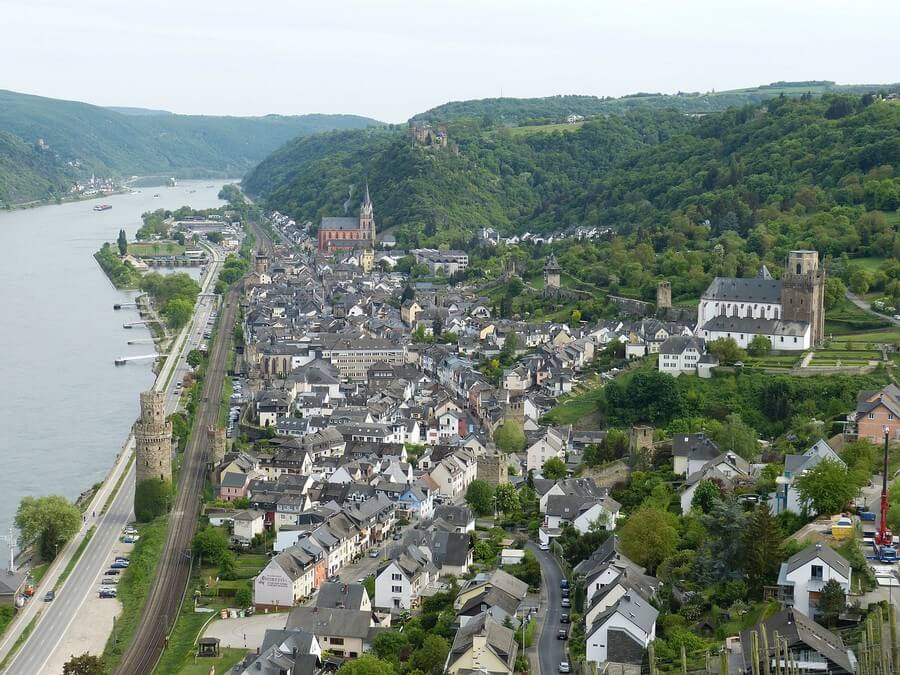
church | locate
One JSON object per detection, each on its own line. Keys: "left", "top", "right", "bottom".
{"left": 695, "top": 250, "right": 825, "bottom": 351}
{"left": 317, "top": 183, "right": 376, "bottom": 253}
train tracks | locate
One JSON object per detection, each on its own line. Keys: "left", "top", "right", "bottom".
{"left": 114, "top": 285, "right": 239, "bottom": 674}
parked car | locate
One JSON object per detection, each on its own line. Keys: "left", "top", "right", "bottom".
{"left": 561, "top": 588, "right": 570, "bottom": 599}
{"left": 102, "top": 577, "right": 120, "bottom": 585}
{"left": 560, "top": 579, "right": 569, "bottom": 589}
{"left": 44, "top": 591, "right": 55, "bottom": 602}
{"left": 557, "top": 629, "right": 568, "bottom": 640}
{"left": 561, "top": 598, "right": 570, "bottom": 608}
{"left": 105, "top": 569, "right": 121, "bottom": 576}
{"left": 559, "top": 662, "right": 572, "bottom": 673}
{"left": 99, "top": 588, "right": 117, "bottom": 599}
{"left": 327, "top": 575, "right": 340, "bottom": 584}
{"left": 560, "top": 613, "right": 570, "bottom": 623}
{"left": 369, "top": 549, "right": 380, "bottom": 558}
{"left": 539, "top": 543, "right": 549, "bottom": 551}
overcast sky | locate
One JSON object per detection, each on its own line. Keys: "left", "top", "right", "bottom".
{"left": 2, "top": 0, "right": 898, "bottom": 122}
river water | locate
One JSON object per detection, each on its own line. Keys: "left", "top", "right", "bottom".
{"left": 0, "top": 180, "right": 231, "bottom": 565}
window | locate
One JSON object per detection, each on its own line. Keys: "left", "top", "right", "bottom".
{"left": 811, "top": 565, "right": 824, "bottom": 580}
{"left": 869, "top": 413, "right": 875, "bottom": 419}
{"left": 392, "top": 585, "right": 402, "bottom": 593}
{"left": 331, "top": 637, "right": 345, "bottom": 646}
{"left": 391, "top": 573, "right": 402, "bottom": 581}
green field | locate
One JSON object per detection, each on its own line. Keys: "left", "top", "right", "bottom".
{"left": 825, "top": 297, "right": 890, "bottom": 335}
{"left": 832, "top": 329, "right": 900, "bottom": 345}
{"left": 174, "top": 648, "right": 245, "bottom": 675}
{"left": 128, "top": 241, "right": 186, "bottom": 257}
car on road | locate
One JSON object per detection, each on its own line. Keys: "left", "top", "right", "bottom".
{"left": 357, "top": 578, "right": 366, "bottom": 584}
{"left": 557, "top": 628, "right": 568, "bottom": 640}
{"left": 44, "top": 591, "right": 55, "bottom": 602}
{"left": 369, "top": 549, "right": 379, "bottom": 558}
{"left": 539, "top": 543, "right": 549, "bottom": 551}
{"left": 560, "top": 613, "right": 570, "bottom": 623}
{"left": 561, "top": 598, "right": 570, "bottom": 608}
{"left": 327, "top": 575, "right": 340, "bottom": 584}
{"left": 559, "top": 662, "right": 572, "bottom": 673}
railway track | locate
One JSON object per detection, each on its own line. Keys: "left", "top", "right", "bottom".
{"left": 114, "top": 285, "right": 239, "bottom": 674}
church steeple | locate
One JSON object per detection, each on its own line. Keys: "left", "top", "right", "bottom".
{"left": 359, "top": 180, "right": 375, "bottom": 246}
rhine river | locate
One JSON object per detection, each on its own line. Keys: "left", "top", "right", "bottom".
{"left": 0, "top": 180, "right": 231, "bottom": 566}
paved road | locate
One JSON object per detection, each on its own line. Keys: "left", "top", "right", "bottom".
{"left": 0, "top": 244, "right": 224, "bottom": 674}
{"left": 528, "top": 543, "right": 568, "bottom": 675}
{"left": 845, "top": 290, "right": 900, "bottom": 326}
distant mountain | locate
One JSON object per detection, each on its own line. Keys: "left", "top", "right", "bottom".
{"left": 105, "top": 106, "right": 174, "bottom": 116}
{"left": 0, "top": 89, "right": 382, "bottom": 205}
{"left": 412, "top": 81, "right": 900, "bottom": 125}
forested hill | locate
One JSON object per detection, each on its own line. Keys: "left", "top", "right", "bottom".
{"left": 0, "top": 130, "right": 72, "bottom": 205}
{"left": 412, "top": 81, "right": 900, "bottom": 125}
{"left": 0, "top": 89, "right": 380, "bottom": 205}
{"left": 244, "top": 94, "right": 900, "bottom": 254}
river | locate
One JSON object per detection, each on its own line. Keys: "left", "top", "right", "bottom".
{"left": 0, "top": 180, "right": 233, "bottom": 566}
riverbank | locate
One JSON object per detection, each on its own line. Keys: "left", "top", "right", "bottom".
{"left": 5, "top": 187, "right": 131, "bottom": 211}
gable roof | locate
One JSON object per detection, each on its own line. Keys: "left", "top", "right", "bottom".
{"left": 286, "top": 606, "right": 372, "bottom": 639}
{"left": 449, "top": 612, "right": 517, "bottom": 671}
{"left": 587, "top": 591, "right": 658, "bottom": 637}
{"left": 702, "top": 276, "right": 782, "bottom": 304}
{"left": 784, "top": 543, "right": 850, "bottom": 577}
{"left": 315, "top": 582, "right": 368, "bottom": 610}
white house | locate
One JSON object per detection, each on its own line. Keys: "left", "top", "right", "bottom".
{"left": 233, "top": 509, "right": 266, "bottom": 545}
{"left": 526, "top": 427, "right": 568, "bottom": 473}
{"left": 254, "top": 543, "right": 322, "bottom": 610}
{"left": 775, "top": 439, "right": 845, "bottom": 515}
{"left": 586, "top": 592, "right": 658, "bottom": 668}
{"left": 374, "top": 549, "right": 432, "bottom": 610}
{"left": 658, "top": 336, "right": 716, "bottom": 377}
{"left": 777, "top": 543, "right": 851, "bottom": 619}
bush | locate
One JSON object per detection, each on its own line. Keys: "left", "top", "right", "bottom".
{"left": 234, "top": 585, "right": 252, "bottom": 607}
{"left": 134, "top": 479, "right": 171, "bottom": 522}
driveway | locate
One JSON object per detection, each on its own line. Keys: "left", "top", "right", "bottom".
{"left": 845, "top": 291, "right": 900, "bottom": 326}
{"left": 203, "top": 612, "right": 288, "bottom": 649}
{"left": 527, "top": 542, "right": 568, "bottom": 675}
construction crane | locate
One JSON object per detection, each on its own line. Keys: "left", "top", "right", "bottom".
{"left": 872, "top": 426, "right": 897, "bottom": 562}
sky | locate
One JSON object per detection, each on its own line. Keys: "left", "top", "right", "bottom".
{"left": 2, "top": 0, "right": 898, "bottom": 123}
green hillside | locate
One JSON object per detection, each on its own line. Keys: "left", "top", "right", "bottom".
{"left": 0, "top": 130, "right": 72, "bottom": 205}
{"left": 0, "top": 89, "right": 381, "bottom": 204}
{"left": 412, "top": 80, "right": 900, "bottom": 125}
{"left": 247, "top": 94, "right": 900, "bottom": 314}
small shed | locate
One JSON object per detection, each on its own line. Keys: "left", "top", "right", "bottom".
{"left": 197, "top": 636, "right": 220, "bottom": 657}
{"left": 499, "top": 549, "right": 525, "bottom": 566}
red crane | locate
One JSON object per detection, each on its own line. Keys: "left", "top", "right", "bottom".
{"left": 875, "top": 427, "right": 893, "bottom": 547}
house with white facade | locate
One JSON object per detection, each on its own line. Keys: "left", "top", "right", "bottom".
{"left": 658, "top": 336, "right": 717, "bottom": 377}
{"left": 526, "top": 427, "right": 568, "bottom": 473}
{"left": 775, "top": 439, "right": 844, "bottom": 515}
{"left": 777, "top": 543, "right": 851, "bottom": 619}
{"left": 586, "top": 592, "right": 658, "bottom": 668}
{"left": 374, "top": 547, "right": 433, "bottom": 610}
{"left": 254, "top": 542, "right": 324, "bottom": 610}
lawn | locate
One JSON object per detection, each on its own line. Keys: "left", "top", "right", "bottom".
{"left": 505, "top": 121, "right": 585, "bottom": 136}
{"left": 743, "top": 354, "right": 801, "bottom": 368}
{"left": 543, "top": 382, "right": 604, "bottom": 426}
{"left": 832, "top": 329, "right": 900, "bottom": 345}
{"left": 128, "top": 241, "right": 186, "bottom": 257}
{"left": 825, "top": 297, "right": 890, "bottom": 335}
{"left": 174, "top": 648, "right": 245, "bottom": 675}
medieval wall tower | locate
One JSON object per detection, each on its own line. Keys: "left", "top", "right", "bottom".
{"left": 656, "top": 281, "right": 672, "bottom": 310}
{"left": 359, "top": 182, "right": 376, "bottom": 247}
{"left": 544, "top": 253, "right": 561, "bottom": 290}
{"left": 134, "top": 390, "right": 172, "bottom": 484}
{"left": 208, "top": 425, "right": 226, "bottom": 466}
{"left": 254, "top": 252, "right": 269, "bottom": 276}
{"left": 781, "top": 250, "right": 825, "bottom": 346}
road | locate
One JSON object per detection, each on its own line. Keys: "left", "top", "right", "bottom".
{"left": 528, "top": 543, "right": 568, "bottom": 675}
{"left": 0, "top": 244, "right": 224, "bottom": 675}
{"left": 845, "top": 290, "right": 900, "bottom": 326}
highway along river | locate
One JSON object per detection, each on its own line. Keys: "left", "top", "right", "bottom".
{"left": 0, "top": 180, "right": 230, "bottom": 567}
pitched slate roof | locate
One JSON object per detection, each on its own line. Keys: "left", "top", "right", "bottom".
{"left": 315, "top": 582, "right": 368, "bottom": 610}
{"left": 449, "top": 612, "right": 517, "bottom": 671}
{"left": 587, "top": 591, "right": 658, "bottom": 638}
{"left": 784, "top": 543, "right": 850, "bottom": 577}
{"left": 286, "top": 606, "right": 372, "bottom": 639}
{"left": 701, "top": 277, "right": 782, "bottom": 304}
{"left": 700, "top": 315, "right": 809, "bottom": 337}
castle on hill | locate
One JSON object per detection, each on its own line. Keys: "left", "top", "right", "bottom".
{"left": 317, "top": 183, "right": 376, "bottom": 253}
{"left": 695, "top": 250, "right": 825, "bottom": 351}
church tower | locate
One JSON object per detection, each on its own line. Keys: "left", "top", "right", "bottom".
{"left": 134, "top": 390, "right": 172, "bottom": 484}
{"left": 359, "top": 182, "right": 376, "bottom": 246}
{"left": 781, "top": 250, "right": 825, "bottom": 346}
{"left": 544, "top": 253, "right": 561, "bottom": 290}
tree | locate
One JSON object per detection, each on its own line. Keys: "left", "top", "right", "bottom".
{"left": 63, "top": 653, "right": 105, "bottom": 675}
{"left": 747, "top": 334, "right": 772, "bottom": 357}
{"left": 824, "top": 277, "right": 846, "bottom": 310}
{"left": 570, "top": 309, "right": 582, "bottom": 323}
{"left": 465, "top": 480, "right": 495, "bottom": 516}
{"left": 117, "top": 229, "right": 128, "bottom": 256}
{"left": 401, "top": 285, "right": 415, "bottom": 302}
{"left": 186, "top": 349, "right": 205, "bottom": 368}
{"left": 337, "top": 656, "right": 396, "bottom": 675}
{"left": 493, "top": 421, "right": 526, "bottom": 452}
{"left": 164, "top": 297, "right": 193, "bottom": 329}
{"left": 192, "top": 526, "right": 231, "bottom": 565}
{"left": 690, "top": 480, "right": 721, "bottom": 513}
{"left": 372, "top": 632, "right": 410, "bottom": 666}
{"left": 494, "top": 483, "right": 520, "bottom": 515}
{"left": 499, "top": 332, "right": 518, "bottom": 364}
{"left": 795, "top": 459, "right": 856, "bottom": 516}
{"left": 15, "top": 495, "right": 82, "bottom": 561}
{"left": 542, "top": 457, "right": 567, "bottom": 480}
{"left": 619, "top": 506, "right": 679, "bottom": 573}
{"left": 707, "top": 337, "right": 747, "bottom": 364}
{"left": 134, "top": 478, "right": 171, "bottom": 522}
{"left": 708, "top": 413, "right": 759, "bottom": 461}
{"left": 235, "top": 585, "right": 253, "bottom": 607}
{"left": 817, "top": 578, "right": 846, "bottom": 626}
{"left": 743, "top": 505, "right": 783, "bottom": 597}
{"left": 411, "top": 634, "right": 450, "bottom": 673}
{"left": 850, "top": 269, "right": 871, "bottom": 295}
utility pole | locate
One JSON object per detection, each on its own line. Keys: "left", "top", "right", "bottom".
{"left": 0, "top": 527, "right": 16, "bottom": 573}
{"left": 890, "top": 606, "right": 898, "bottom": 674}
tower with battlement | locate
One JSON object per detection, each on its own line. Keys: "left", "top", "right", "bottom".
{"left": 254, "top": 252, "right": 269, "bottom": 276}
{"left": 208, "top": 425, "right": 226, "bottom": 466}
{"left": 134, "top": 390, "right": 172, "bottom": 484}
{"left": 544, "top": 253, "right": 561, "bottom": 290}
{"left": 656, "top": 281, "right": 672, "bottom": 310}
{"left": 781, "top": 250, "right": 825, "bottom": 346}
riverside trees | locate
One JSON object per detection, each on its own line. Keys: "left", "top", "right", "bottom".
{"left": 15, "top": 495, "right": 82, "bottom": 561}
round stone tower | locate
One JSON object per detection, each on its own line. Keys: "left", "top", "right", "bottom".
{"left": 134, "top": 390, "right": 172, "bottom": 483}
{"left": 208, "top": 425, "right": 226, "bottom": 466}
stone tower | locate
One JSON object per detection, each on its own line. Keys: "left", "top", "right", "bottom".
{"left": 629, "top": 425, "right": 654, "bottom": 453}
{"left": 656, "top": 281, "right": 672, "bottom": 310}
{"left": 544, "top": 253, "right": 561, "bottom": 290}
{"left": 781, "top": 250, "right": 825, "bottom": 346}
{"left": 208, "top": 425, "right": 226, "bottom": 466}
{"left": 254, "top": 252, "right": 269, "bottom": 276}
{"left": 359, "top": 182, "right": 376, "bottom": 247}
{"left": 361, "top": 248, "right": 374, "bottom": 274}
{"left": 134, "top": 390, "right": 172, "bottom": 483}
